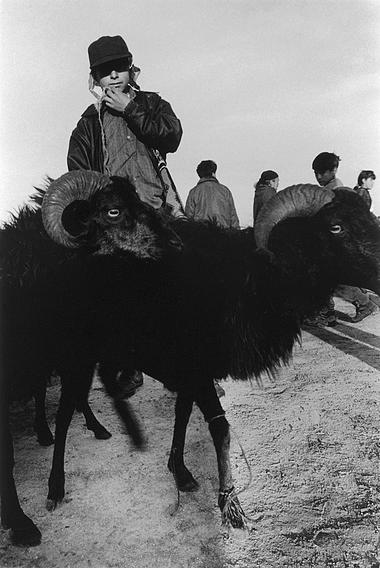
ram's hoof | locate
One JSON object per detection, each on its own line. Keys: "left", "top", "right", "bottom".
{"left": 178, "top": 475, "right": 199, "bottom": 492}
{"left": 46, "top": 497, "right": 63, "bottom": 512}
{"left": 93, "top": 426, "right": 112, "bottom": 440}
{"left": 168, "top": 460, "right": 199, "bottom": 492}
{"left": 37, "top": 432, "right": 54, "bottom": 446}
{"left": 46, "top": 498, "right": 55, "bottom": 512}
{"left": 34, "top": 423, "right": 54, "bottom": 446}
{"left": 9, "top": 517, "right": 42, "bottom": 546}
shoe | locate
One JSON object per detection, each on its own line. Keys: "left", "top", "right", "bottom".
{"left": 303, "top": 316, "right": 324, "bottom": 327}
{"left": 369, "top": 294, "right": 380, "bottom": 308}
{"left": 304, "top": 302, "right": 337, "bottom": 327}
{"left": 214, "top": 380, "right": 225, "bottom": 398}
{"left": 118, "top": 370, "right": 144, "bottom": 398}
{"left": 351, "top": 301, "right": 377, "bottom": 323}
{"left": 324, "top": 309, "right": 337, "bottom": 327}
{"left": 304, "top": 313, "right": 336, "bottom": 328}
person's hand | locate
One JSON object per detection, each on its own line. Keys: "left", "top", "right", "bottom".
{"left": 103, "top": 87, "right": 131, "bottom": 113}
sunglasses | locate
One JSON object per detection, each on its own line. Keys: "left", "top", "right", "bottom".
{"left": 94, "top": 58, "right": 131, "bottom": 78}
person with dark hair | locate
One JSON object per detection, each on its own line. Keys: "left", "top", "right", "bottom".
{"left": 68, "top": 35, "right": 184, "bottom": 216}
{"left": 353, "top": 170, "right": 376, "bottom": 209}
{"left": 253, "top": 170, "right": 279, "bottom": 223}
{"left": 312, "top": 152, "right": 342, "bottom": 189}
{"left": 185, "top": 160, "right": 239, "bottom": 229}
{"left": 307, "top": 153, "right": 377, "bottom": 325}
{"left": 196, "top": 160, "right": 217, "bottom": 178}
{"left": 67, "top": 35, "right": 184, "bottom": 397}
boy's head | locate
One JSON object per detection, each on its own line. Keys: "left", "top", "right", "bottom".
{"left": 358, "top": 170, "right": 376, "bottom": 190}
{"left": 312, "top": 152, "right": 340, "bottom": 186}
{"left": 196, "top": 160, "right": 217, "bottom": 178}
{"left": 89, "top": 35, "right": 133, "bottom": 92}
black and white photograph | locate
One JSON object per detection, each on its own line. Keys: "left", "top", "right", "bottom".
{"left": 1, "top": 1, "right": 379, "bottom": 566}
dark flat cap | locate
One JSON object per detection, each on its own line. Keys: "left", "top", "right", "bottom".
{"left": 88, "top": 35, "right": 132, "bottom": 69}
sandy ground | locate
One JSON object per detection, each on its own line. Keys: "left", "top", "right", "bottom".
{"left": 1, "top": 298, "right": 379, "bottom": 568}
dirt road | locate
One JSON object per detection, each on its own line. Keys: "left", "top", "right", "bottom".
{"left": 1, "top": 298, "right": 379, "bottom": 567}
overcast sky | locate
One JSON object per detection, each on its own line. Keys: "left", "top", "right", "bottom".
{"left": 1, "top": 0, "right": 379, "bottom": 225}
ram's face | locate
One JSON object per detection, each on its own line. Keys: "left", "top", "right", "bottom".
{"left": 42, "top": 171, "right": 182, "bottom": 259}
{"left": 84, "top": 178, "right": 182, "bottom": 259}
{"left": 317, "top": 190, "right": 380, "bottom": 295}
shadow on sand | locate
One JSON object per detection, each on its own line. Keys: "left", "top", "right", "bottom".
{"left": 302, "top": 320, "right": 380, "bottom": 372}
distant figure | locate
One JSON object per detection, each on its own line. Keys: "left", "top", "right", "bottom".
{"left": 353, "top": 170, "right": 376, "bottom": 209}
{"left": 309, "top": 153, "right": 377, "bottom": 325}
{"left": 185, "top": 160, "right": 239, "bottom": 397}
{"left": 352, "top": 170, "right": 379, "bottom": 316}
{"left": 312, "top": 152, "right": 343, "bottom": 189}
{"left": 253, "top": 170, "right": 279, "bottom": 223}
{"left": 185, "top": 160, "right": 240, "bottom": 229}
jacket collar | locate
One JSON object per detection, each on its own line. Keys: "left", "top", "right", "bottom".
{"left": 197, "top": 176, "right": 218, "bottom": 185}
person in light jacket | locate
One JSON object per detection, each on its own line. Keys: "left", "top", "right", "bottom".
{"left": 185, "top": 160, "right": 239, "bottom": 229}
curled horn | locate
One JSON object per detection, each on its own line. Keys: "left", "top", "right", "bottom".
{"left": 254, "top": 184, "right": 335, "bottom": 249}
{"left": 41, "top": 171, "right": 111, "bottom": 248}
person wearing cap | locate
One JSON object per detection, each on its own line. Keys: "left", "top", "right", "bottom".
{"left": 185, "top": 160, "right": 240, "bottom": 229}
{"left": 67, "top": 35, "right": 184, "bottom": 397}
{"left": 67, "top": 35, "right": 184, "bottom": 215}
{"left": 253, "top": 170, "right": 279, "bottom": 223}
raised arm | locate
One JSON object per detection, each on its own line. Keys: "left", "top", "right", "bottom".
{"left": 122, "top": 93, "right": 183, "bottom": 155}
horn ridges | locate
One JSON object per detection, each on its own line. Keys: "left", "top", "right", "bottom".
{"left": 254, "top": 184, "right": 335, "bottom": 249}
{"left": 41, "top": 171, "right": 110, "bottom": 248}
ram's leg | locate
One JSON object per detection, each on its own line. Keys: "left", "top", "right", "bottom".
{"left": 34, "top": 381, "right": 54, "bottom": 446}
{"left": 0, "top": 401, "right": 41, "bottom": 545}
{"left": 168, "top": 392, "right": 199, "bottom": 491}
{"left": 46, "top": 379, "right": 76, "bottom": 511}
{"left": 196, "top": 382, "right": 247, "bottom": 528}
{"left": 80, "top": 399, "right": 112, "bottom": 440}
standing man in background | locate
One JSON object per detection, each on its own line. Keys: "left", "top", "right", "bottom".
{"left": 185, "top": 160, "right": 239, "bottom": 229}
{"left": 185, "top": 160, "right": 239, "bottom": 397}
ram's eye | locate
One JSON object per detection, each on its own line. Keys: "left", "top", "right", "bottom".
{"left": 330, "top": 224, "right": 342, "bottom": 234}
{"left": 107, "top": 209, "right": 120, "bottom": 218}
